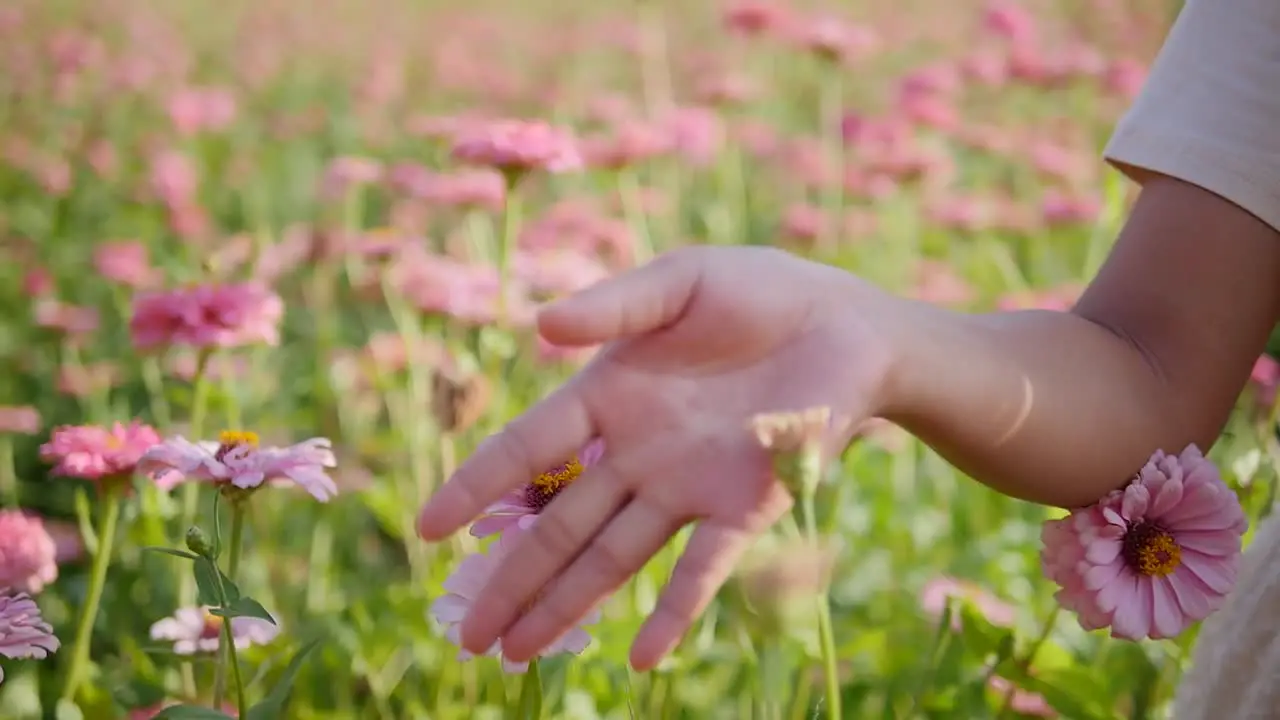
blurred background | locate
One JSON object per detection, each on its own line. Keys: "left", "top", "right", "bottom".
{"left": 2, "top": 0, "right": 1279, "bottom": 717}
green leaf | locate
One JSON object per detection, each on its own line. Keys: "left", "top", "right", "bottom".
{"left": 210, "top": 596, "right": 277, "bottom": 624}
{"left": 192, "top": 556, "right": 241, "bottom": 607}
{"left": 152, "top": 706, "right": 234, "bottom": 720}
{"left": 143, "top": 547, "right": 199, "bottom": 561}
{"left": 245, "top": 638, "right": 323, "bottom": 720}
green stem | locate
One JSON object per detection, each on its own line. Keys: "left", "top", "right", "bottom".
{"left": 800, "top": 493, "right": 842, "bottom": 720}
{"left": 496, "top": 186, "right": 522, "bottom": 327}
{"left": 212, "top": 505, "right": 247, "bottom": 709}
{"left": 60, "top": 483, "right": 123, "bottom": 702}
{"left": 512, "top": 658, "right": 543, "bottom": 720}
{"left": 178, "top": 350, "right": 213, "bottom": 698}
{"left": 0, "top": 435, "right": 16, "bottom": 507}
{"left": 996, "top": 605, "right": 1061, "bottom": 718}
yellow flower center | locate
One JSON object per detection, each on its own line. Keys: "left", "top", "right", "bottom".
{"left": 523, "top": 456, "right": 586, "bottom": 510}
{"left": 1123, "top": 523, "right": 1182, "bottom": 576}
{"left": 218, "top": 430, "right": 260, "bottom": 448}
{"left": 200, "top": 611, "right": 225, "bottom": 640}
{"left": 215, "top": 430, "right": 260, "bottom": 463}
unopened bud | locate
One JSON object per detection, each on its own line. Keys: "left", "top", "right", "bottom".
{"left": 749, "top": 407, "right": 832, "bottom": 497}
{"left": 185, "top": 526, "right": 213, "bottom": 558}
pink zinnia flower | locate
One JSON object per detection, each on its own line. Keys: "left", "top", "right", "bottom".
{"left": 0, "top": 592, "right": 59, "bottom": 684}
{"left": 0, "top": 406, "right": 40, "bottom": 435}
{"left": 430, "top": 528, "right": 598, "bottom": 673}
{"left": 0, "top": 512, "right": 58, "bottom": 594}
{"left": 94, "top": 240, "right": 155, "bottom": 289}
{"left": 149, "top": 606, "right": 279, "bottom": 655}
{"left": 470, "top": 439, "right": 605, "bottom": 538}
{"left": 138, "top": 431, "right": 339, "bottom": 502}
{"left": 40, "top": 421, "right": 161, "bottom": 481}
{"left": 451, "top": 119, "right": 582, "bottom": 177}
{"left": 129, "top": 282, "right": 284, "bottom": 350}
{"left": 919, "top": 576, "right": 1016, "bottom": 630}
{"left": 1041, "top": 445, "right": 1247, "bottom": 640}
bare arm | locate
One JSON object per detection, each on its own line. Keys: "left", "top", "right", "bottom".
{"left": 878, "top": 176, "right": 1280, "bottom": 508}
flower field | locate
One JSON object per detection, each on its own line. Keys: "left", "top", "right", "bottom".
{"left": 2, "top": 0, "right": 1279, "bottom": 717}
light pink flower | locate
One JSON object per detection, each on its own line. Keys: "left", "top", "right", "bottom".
{"left": 919, "top": 576, "right": 1016, "bottom": 629}
{"left": 149, "top": 606, "right": 279, "bottom": 655}
{"left": 0, "top": 592, "right": 59, "bottom": 684}
{"left": 138, "top": 431, "right": 338, "bottom": 502}
{"left": 451, "top": 119, "right": 582, "bottom": 176}
{"left": 471, "top": 439, "right": 605, "bottom": 538}
{"left": 430, "top": 528, "right": 598, "bottom": 673}
{"left": 40, "top": 421, "right": 161, "bottom": 481}
{"left": 129, "top": 282, "right": 284, "bottom": 350}
{"left": 0, "top": 406, "right": 40, "bottom": 435}
{"left": 1041, "top": 445, "right": 1247, "bottom": 640}
{"left": 988, "top": 676, "right": 1056, "bottom": 717}
{"left": 94, "top": 240, "right": 155, "bottom": 289}
{"left": 0, "top": 512, "right": 58, "bottom": 595}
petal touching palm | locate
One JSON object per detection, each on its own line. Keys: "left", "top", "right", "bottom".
{"left": 417, "top": 246, "right": 893, "bottom": 670}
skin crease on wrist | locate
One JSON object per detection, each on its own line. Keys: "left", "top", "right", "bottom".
{"left": 874, "top": 174, "right": 1280, "bottom": 508}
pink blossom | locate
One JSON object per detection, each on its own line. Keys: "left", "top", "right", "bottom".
{"left": 514, "top": 250, "right": 611, "bottom": 298}
{"left": 138, "top": 431, "right": 338, "bottom": 502}
{"left": 659, "top": 106, "right": 724, "bottom": 167}
{"left": 33, "top": 300, "right": 99, "bottom": 336}
{"left": 988, "top": 676, "right": 1056, "bottom": 717}
{"left": 0, "top": 406, "right": 40, "bottom": 435}
{"left": 57, "top": 361, "right": 120, "bottom": 399}
{"left": 722, "top": 0, "right": 788, "bottom": 36}
{"left": 148, "top": 150, "right": 198, "bottom": 207}
{"left": 793, "top": 15, "right": 878, "bottom": 63}
{"left": 451, "top": 119, "right": 582, "bottom": 177}
{"left": 94, "top": 240, "right": 155, "bottom": 289}
{"left": 471, "top": 439, "right": 605, "bottom": 539}
{"left": 40, "top": 421, "right": 161, "bottom": 481}
{"left": 0, "top": 592, "right": 59, "bottom": 684}
{"left": 320, "top": 156, "right": 383, "bottom": 199}
{"left": 166, "top": 86, "right": 237, "bottom": 136}
{"left": 1042, "top": 191, "right": 1101, "bottom": 227}
{"left": 129, "top": 282, "right": 284, "bottom": 350}
{"left": 582, "top": 121, "right": 672, "bottom": 170}
{"left": 1251, "top": 355, "right": 1279, "bottom": 408}
{"left": 982, "top": 0, "right": 1038, "bottom": 43}
{"left": 0, "top": 512, "right": 58, "bottom": 594}
{"left": 1041, "top": 445, "right": 1247, "bottom": 640}
{"left": 150, "top": 606, "right": 279, "bottom": 655}
{"left": 430, "top": 527, "right": 598, "bottom": 673}
{"left": 919, "top": 576, "right": 1016, "bottom": 629}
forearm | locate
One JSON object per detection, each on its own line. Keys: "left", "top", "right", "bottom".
{"left": 871, "top": 177, "right": 1280, "bottom": 508}
{"left": 879, "top": 304, "right": 1208, "bottom": 508}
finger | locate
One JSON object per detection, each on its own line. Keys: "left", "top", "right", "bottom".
{"left": 629, "top": 521, "right": 756, "bottom": 671}
{"left": 417, "top": 383, "right": 593, "bottom": 541}
{"left": 501, "top": 496, "right": 684, "bottom": 662}
{"left": 537, "top": 247, "right": 704, "bottom": 347}
{"left": 458, "top": 460, "right": 630, "bottom": 653}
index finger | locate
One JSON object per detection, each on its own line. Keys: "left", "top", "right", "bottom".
{"left": 417, "top": 382, "right": 594, "bottom": 540}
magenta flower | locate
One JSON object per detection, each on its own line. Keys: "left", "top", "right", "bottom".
{"left": 0, "top": 512, "right": 58, "bottom": 595}
{"left": 0, "top": 592, "right": 59, "bottom": 685}
{"left": 430, "top": 528, "right": 597, "bottom": 673}
{"left": 40, "top": 421, "right": 161, "bottom": 481}
{"left": 94, "top": 240, "right": 156, "bottom": 289}
{"left": 150, "top": 606, "right": 279, "bottom": 655}
{"left": 1041, "top": 445, "right": 1248, "bottom": 640}
{"left": 451, "top": 119, "right": 582, "bottom": 177}
{"left": 129, "top": 282, "right": 284, "bottom": 350}
{"left": 138, "top": 431, "right": 338, "bottom": 502}
{"left": 470, "top": 438, "right": 605, "bottom": 538}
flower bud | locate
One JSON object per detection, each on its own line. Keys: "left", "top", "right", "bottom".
{"left": 185, "top": 526, "right": 213, "bottom": 558}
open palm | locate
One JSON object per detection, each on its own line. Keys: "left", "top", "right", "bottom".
{"left": 417, "top": 246, "right": 894, "bottom": 670}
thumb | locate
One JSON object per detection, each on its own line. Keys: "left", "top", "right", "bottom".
{"left": 537, "top": 248, "right": 704, "bottom": 347}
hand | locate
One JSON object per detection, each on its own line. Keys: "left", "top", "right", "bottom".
{"left": 417, "top": 245, "right": 900, "bottom": 670}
